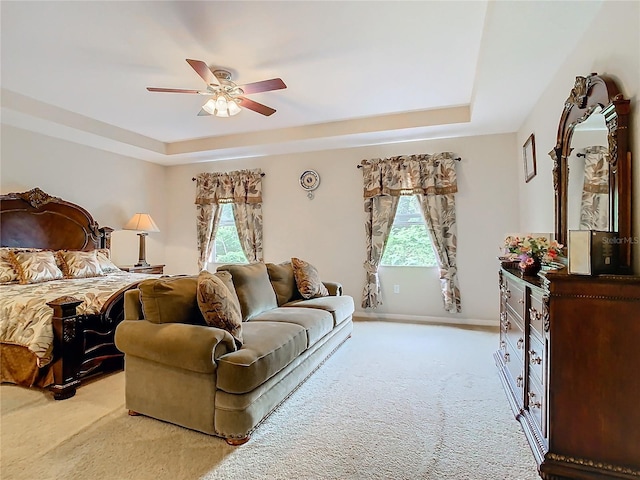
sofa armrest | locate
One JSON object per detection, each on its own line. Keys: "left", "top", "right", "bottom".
{"left": 322, "top": 282, "right": 343, "bottom": 296}
{"left": 124, "top": 289, "right": 143, "bottom": 320}
{"left": 115, "top": 320, "right": 236, "bottom": 374}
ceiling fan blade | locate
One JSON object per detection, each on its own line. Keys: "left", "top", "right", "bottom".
{"left": 237, "top": 78, "right": 287, "bottom": 95}
{"left": 186, "top": 59, "right": 218, "bottom": 86}
{"left": 237, "top": 96, "right": 276, "bottom": 116}
{"left": 147, "top": 87, "right": 202, "bottom": 94}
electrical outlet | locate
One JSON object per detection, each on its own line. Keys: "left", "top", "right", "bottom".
{"left": 393, "top": 284, "right": 400, "bottom": 294}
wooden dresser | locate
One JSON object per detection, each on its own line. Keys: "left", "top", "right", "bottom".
{"left": 495, "top": 267, "right": 640, "bottom": 479}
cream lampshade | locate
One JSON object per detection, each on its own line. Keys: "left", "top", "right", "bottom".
{"left": 123, "top": 213, "right": 160, "bottom": 267}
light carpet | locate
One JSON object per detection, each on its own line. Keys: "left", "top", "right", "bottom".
{"left": 1, "top": 321, "right": 539, "bottom": 480}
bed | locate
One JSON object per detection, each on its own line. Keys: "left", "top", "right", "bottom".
{"left": 1, "top": 187, "right": 158, "bottom": 399}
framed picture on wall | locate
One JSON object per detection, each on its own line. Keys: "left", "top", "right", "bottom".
{"left": 523, "top": 133, "right": 537, "bottom": 183}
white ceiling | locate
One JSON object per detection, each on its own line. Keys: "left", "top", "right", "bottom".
{"left": 1, "top": 1, "right": 604, "bottom": 166}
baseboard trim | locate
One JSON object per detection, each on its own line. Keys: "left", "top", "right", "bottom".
{"left": 353, "top": 312, "right": 498, "bottom": 328}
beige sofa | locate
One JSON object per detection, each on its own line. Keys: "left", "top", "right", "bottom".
{"left": 114, "top": 262, "right": 354, "bottom": 445}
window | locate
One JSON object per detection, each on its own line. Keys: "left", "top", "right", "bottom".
{"left": 212, "top": 203, "right": 248, "bottom": 264}
{"left": 381, "top": 195, "right": 437, "bottom": 267}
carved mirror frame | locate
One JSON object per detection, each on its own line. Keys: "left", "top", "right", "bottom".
{"left": 549, "top": 73, "right": 632, "bottom": 272}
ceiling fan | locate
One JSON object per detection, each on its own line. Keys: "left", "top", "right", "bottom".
{"left": 147, "top": 59, "right": 286, "bottom": 117}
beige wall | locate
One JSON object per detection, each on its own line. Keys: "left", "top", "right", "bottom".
{"left": 0, "top": 125, "right": 167, "bottom": 267}
{"left": 166, "top": 133, "right": 520, "bottom": 324}
{"left": 1, "top": 126, "right": 519, "bottom": 325}
{"left": 517, "top": 0, "right": 640, "bottom": 273}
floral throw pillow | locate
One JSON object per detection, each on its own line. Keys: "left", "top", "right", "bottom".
{"left": 57, "top": 250, "right": 105, "bottom": 279}
{"left": 8, "top": 250, "right": 64, "bottom": 284}
{"left": 196, "top": 270, "right": 243, "bottom": 349}
{"left": 0, "top": 250, "right": 19, "bottom": 284}
{"left": 291, "top": 257, "right": 329, "bottom": 299}
{"left": 96, "top": 249, "right": 121, "bottom": 273}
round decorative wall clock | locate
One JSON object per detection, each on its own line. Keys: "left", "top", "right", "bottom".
{"left": 299, "top": 170, "right": 320, "bottom": 199}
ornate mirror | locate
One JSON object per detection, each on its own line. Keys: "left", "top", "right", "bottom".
{"left": 550, "top": 73, "right": 632, "bottom": 272}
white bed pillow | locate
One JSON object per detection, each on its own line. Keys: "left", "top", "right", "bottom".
{"left": 96, "top": 249, "right": 121, "bottom": 273}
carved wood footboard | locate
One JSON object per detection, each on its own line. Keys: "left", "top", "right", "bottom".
{"left": 45, "top": 281, "right": 142, "bottom": 400}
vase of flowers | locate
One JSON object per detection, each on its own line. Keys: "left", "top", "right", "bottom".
{"left": 503, "top": 235, "right": 563, "bottom": 276}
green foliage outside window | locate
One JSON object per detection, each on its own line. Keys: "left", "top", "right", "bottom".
{"left": 381, "top": 196, "right": 437, "bottom": 267}
{"left": 214, "top": 204, "right": 248, "bottom": 264}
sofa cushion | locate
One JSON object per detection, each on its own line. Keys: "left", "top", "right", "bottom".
{"left": 251, "top": 307, "right": 334, "bottom": 348}
{"left": 291, "top": 257, "right": 329, "bottom": 299}
{"left": 216, "top": 321, "right": 307, "bottom": 394}
{"left": 138, "top": 276, "right": 206, "bottom": 325}
{"left": 266, "top": 262, "right": 303, "bottom": 306}
{"left": 284, "top": 295, "right": 355, "bottom": 327}
{"left": 217, "top": 263, "right": 278, "bottom": 321}
{"left": 197, "top": 270, "right": 243, "bottom": 349}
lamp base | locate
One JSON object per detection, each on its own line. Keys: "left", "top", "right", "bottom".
{"left": 136, "top": 233, "right": 150, "bottom": 267}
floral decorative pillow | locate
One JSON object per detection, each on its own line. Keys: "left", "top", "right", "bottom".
{"left": 57, "top": 250, "right": 105, "bottom": 279}
{"left": 196, "top": 270, "right": 243, "bottom": 349}
{"left": 0, "top": 250, "right": 19, "bottom": 284}
{"left": 96, "top": 249, "right": 121, "bottom": 273}
{"left": 291, "top": 257, "right": 329, "bottom": 299}
{"left": 8, "top": 250, "right": 64, "bottom": 284}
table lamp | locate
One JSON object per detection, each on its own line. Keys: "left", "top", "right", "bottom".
{"left": 123, "top": 213, "right": 160, "bottom": 267}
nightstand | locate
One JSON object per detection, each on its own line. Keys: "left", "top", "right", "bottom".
{"left": 118, "top": 264, "right": 165, "bottom": 274}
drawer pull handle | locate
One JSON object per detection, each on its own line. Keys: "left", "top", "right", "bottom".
{"left": 505, "top": 289, "right": 511, "bottom": 299}
{"left": 516, "top": 375, "right": 523, "bottom": 387}
{"left": 500, "top": 340, "right": 506, "bottom": 349}
{"left": 502, "top": 320, "right": 511, "bottom": 332}
{"left": 518, "top": 298, "right": 524, "bottom": 304}
{"left": 517, "top": 338, "right": 524, "bottom": 349}
{"left": 529, "top": 307, "right": 543, "bottom": 321}
{"left": 529, "top": 350, "right": 542, "bottom": 365}
{"left": 528, "top": 391, "right": 542, "bottom": 409}
{"left": 504, "top": 352, "right": 510, "bottom": 363}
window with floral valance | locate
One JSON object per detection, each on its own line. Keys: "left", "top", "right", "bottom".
{"left": 360, "top": 153, "right": 461, "bottom": 313}
{"left": 195, "top": 169, "right": 264, "bottom": 270}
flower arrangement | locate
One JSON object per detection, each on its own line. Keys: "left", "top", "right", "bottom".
{"left": 503, "top": 235, "right": 563, "bottom": 271}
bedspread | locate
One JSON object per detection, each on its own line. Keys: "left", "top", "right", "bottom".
{"left": 0, "top": 271, "right": 158, "bottom": 367}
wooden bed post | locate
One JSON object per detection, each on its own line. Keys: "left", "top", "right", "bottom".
{"left": 47, "top": 296, "right": 83, "bottom": 400}
{"left": 99, "top": 226, "right": 113, "bottom": 250}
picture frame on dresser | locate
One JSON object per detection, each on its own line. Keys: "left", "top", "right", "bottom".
{"left": 523, "top": 133, "right": 536, "bottom": 183}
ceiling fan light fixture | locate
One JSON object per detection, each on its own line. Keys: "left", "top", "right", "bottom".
{"left": 216, "top": 95, "right": 228, "bottom": 111}
{"left": 228, "top": 99, "right": 241, "bottom": 116}
{"left": 202, "top": 94, "right": 240, "bottom": 117}
{"left": 202, "top": 98, "right": 216, "bottom": 115}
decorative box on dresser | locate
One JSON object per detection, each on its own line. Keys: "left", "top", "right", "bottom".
{"left": 495, "top": 267, "right": 640, "bottom": 479}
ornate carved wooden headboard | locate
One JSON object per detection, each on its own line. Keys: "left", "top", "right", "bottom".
{"left": 0, "top": 187, "right": 112, "bottom": 251}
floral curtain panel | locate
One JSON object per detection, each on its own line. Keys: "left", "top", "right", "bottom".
{"left": 362, "top": 194, "right": 400, "bottom": 309}
{"left": 195, "top": 169, "right": 264, "bottom": 270}
{"left": 360, "top": 153, "right": 461, "bottom": 313}
{"left": 579, "top": 146, "right": 609, "bottom": 231}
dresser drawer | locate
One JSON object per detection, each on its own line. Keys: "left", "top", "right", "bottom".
{"left": 500, "top": 339, "right": 524, "bottom": 408}
{"left": 528, "top": 334, "right": 545, "bottom": 384}
{"left": 504, "top": 276, "right": 526, "bottom": 320}
{"left": 504, "top": 309, "right": 525, "bottom": 362}
{"left": 529, "top": 290, "right": 546, "bottom": 340}
{"left": 527, "top": 374, "right": 546, "bottom": 437}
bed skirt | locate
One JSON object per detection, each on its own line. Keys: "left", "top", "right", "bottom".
{"left": 0, "top": 344, "right": 54, "bottom": 388}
